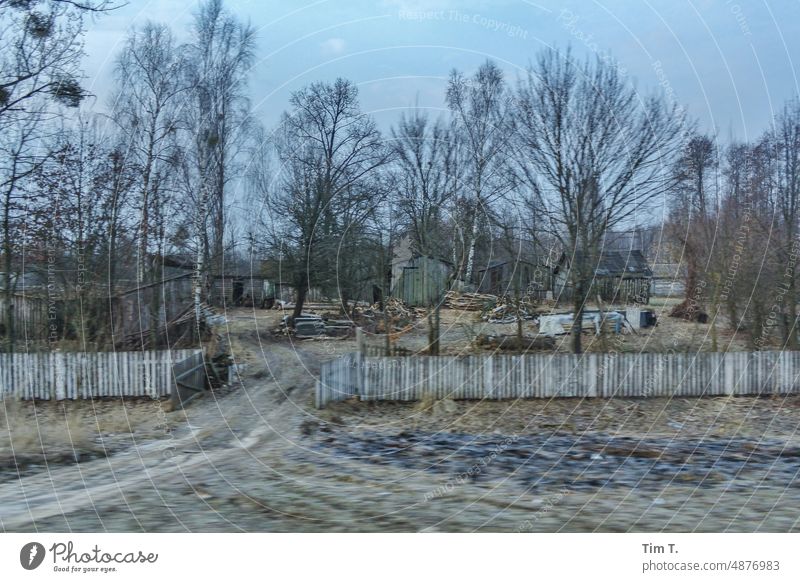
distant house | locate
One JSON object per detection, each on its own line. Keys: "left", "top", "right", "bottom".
{"left": 553, "top": 250, "right": 652, "bottom": 304}
{"left": 476, "top": 257, "right": 551, "bottom": 298}
{"left": 0, "top": 270, "right": 65, "bottom": 342}
{"left": 650, "top": 263, "right": 687, "bottom": 297}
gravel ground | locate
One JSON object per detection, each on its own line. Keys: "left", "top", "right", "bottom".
{"left": 1, "top": 307, "right": 799, "bottom": 532}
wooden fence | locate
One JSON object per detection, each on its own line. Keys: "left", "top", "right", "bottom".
{"left": 0, "top": 294, "right": 49, "bottom": 341}
{"left": 315, "top": 350, "right": 800, "bottom": 408}
{"left": 171, "top": 350, "right": 209, "bottom": 409}
{"left": 0, "top": 349, "right": 202, "bottom": 400}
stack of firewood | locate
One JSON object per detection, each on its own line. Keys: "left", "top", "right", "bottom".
{"left": 443, "top": 290, "right": 498, "bottom": 310}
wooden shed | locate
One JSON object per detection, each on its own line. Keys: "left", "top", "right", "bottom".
{"left": 391, "top": 255, "right": 451, "bottom": 307}
{"left": 553, "top": 250, "right": 652, "bottom": 304}
{"left": 476, "top": 257, "right": 551, "bottom": 298}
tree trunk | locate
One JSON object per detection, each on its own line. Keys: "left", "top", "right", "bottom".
{"left": 571, "top": 261, "right": 586, "bottom": 354}
{"left": 572, "top": 287, "right": 584, "bottom": 354}
{"left": 464, "top": 210, "right": 480, "bottom": 283}
{"left": 427, "top": 303, "right": 441, "bottom": 356}
{"left": 292, "top": 283, "right": 307, "bottom": 322}
{"left": 2, "top": 188, "right": 14, "bottom": 354}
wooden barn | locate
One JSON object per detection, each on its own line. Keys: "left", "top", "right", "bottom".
{"left": 391, "top": 255, "right": 452, "bottom": 307}
{"left": 209, "top": 273, "right": 271, "bottom": 307}
{"left": 553, "top": 250, "right": 652, "bottom": 304}
{"left": 476, "top": 257, "right": 551, "bottom": 298}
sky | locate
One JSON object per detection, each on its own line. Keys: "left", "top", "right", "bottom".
{"left": 80, "top": 0, "right": 800, "bottom": 141}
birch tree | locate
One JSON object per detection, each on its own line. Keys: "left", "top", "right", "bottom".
{"left": 111, "top": 22, "right": 185, "bottom": 346}
{"left": 184, "top": 0, "right": 255, "bottom": 322}
{"left": 446, "top": 60, "right": 512, "bottom": 282}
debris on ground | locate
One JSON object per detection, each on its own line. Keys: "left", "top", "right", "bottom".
{"left": 669, "top": 302, "right": 709, "bottom": 323}
{"left": 444, "top": 290, "right": 498, "bottom": 311}
{"left": 480, "top": 295, "right": 539, "bottom": 323}
{"left": 120, "top": 302, "right": 222, "bottom": 350}
{"left": 474, "top": 333, "right": 555, "bottom": 351}
{"left": 539, "top": 311, "right": 634, "bottom": 336}
{"left": 350, "top": 297, "right": 425, "bottom": 333}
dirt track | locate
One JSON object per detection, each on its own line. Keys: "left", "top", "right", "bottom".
{"left": 2, "top": 308, "right": 800, "bottom": 532}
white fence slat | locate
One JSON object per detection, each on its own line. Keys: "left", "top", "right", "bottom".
{"left": 315, "top": 350, "right": 800, "bottom": 408}
{"left": 0, "top": 349, "right": 202, "bottom": 401}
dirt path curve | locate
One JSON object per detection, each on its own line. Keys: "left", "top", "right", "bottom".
{"left": 4, "top": 309, "right": 800, "bottom": 532}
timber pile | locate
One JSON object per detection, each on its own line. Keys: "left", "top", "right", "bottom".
{"left": 351, "top": 298, "right": 425, "bottom": 331}
{"left": 443, "top": 290, "right": 497, "bottom": 311}
{"left": 380, "top": 297, "right": 427, "bottom": 319}
{"left": 481, "top": 295, "right": 538, "bottom": 323}
{"left": 279, "top": 312, "right": 356, "bottom": 338}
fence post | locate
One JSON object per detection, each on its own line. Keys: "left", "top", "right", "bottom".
{"left": 54, "top": 351, "right": 66, "bottom": 401}
{"left": 353, "top": 351, "right": 363, "bottom": 397}
{"left": 355, "top": 327, "right": 365, "bottom": 355}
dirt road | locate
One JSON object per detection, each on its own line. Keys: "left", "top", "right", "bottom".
{"left": 2, "top": 309, "right": 799, "bottom": 532}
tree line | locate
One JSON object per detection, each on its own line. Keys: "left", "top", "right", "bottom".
{"left": 2, "top": 0, "right": 799, "bottom": 355}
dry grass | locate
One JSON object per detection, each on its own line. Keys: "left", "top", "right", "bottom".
{"left": 0, "top": 399, "right": 100, "bottom": 464}
{"left": 0, "top": 397, "right": 178, "bottom": 467}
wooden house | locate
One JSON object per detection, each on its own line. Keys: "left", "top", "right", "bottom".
{"left": 650, "top": 263, "right": 687, "bottom": 297}
{"left": 553, "top": 250, "right": 652, "bottom": 304}
{"left": 476, "top": 257, "right": 551, "bottom": 298}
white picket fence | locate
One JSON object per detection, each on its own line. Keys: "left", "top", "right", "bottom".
{"left": 0, "top": 349, "right": 202, "bottom": 400}
{"left": 315, "top": 350, "right": 800, "bottom": 408}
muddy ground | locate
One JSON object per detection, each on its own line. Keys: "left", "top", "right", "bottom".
{"left": 1, "top": 306, "right": 799, "bottom": 532}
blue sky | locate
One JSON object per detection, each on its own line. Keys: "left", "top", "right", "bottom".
{"left": 81, "top": 0, "right": 800, "bottom": 141}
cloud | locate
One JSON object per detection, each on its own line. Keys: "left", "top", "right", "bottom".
{"left": 320, "top": 37, "right": 347, "bottom": 57}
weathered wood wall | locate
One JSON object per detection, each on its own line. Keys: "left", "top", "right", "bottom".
{"left": 316, "top": 350, "right": 800, "bottom": 408}
{"left": 0, "top": 294, "right": 50, "bottom": 341}
{"left": 0, "top": 349, "right": 201, "bottom": 400}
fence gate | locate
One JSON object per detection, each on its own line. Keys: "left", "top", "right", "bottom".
{"left": 170, "top": 351, "right": 209, "bottom": 409}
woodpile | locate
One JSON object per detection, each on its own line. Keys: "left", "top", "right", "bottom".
{"left": 351, "top": 297, "right": 425, "bottom": 333}
{"left": 380, "top": 297, "right": 427, "bottom": 319}
{"left": 443, "top": 290, "right": 498, "bottom": 311}
{"left": 481, "top": 295, "right": 538, "bottom": 323}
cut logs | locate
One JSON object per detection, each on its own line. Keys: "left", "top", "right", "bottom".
{"left": 443, "top": 290, "right": 498, "bottom": 311}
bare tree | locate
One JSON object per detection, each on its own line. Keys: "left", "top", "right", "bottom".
{"left": 668, "top": 134, "right": 718, "bottom": 323}
{"left": 183, "top": 0, "right": 255, "bottom": 323}
{"left": 0, "top": 0, "right": 116, "bottom": 126}
{"left": 30, "top": 116, "right": 136, "bottom": 347}
{"left": 1, "top": 0, "right": 114, "bottom": 352}
{"left": 0, "top": 108, "right": 51, "bottom": 352}
{"left": 251, "top": 79, "right": 388, "bottom": 321}
{"left": 391, "top": 109, "right": 460, "bottom": 257}
{"left": 769, "top": 99, "right": 800, "bottom": 347}
{"left": 446, "top": 60, "right": 512, "bottom": 283}
{"left": 390, "top": 108, "right": 463, "bottom": 353}
{"left": 511, "top": 47, "right": 685, "bottom": 353}
{"left": 111, "top": 22, "right": 185, "bottom": 346}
